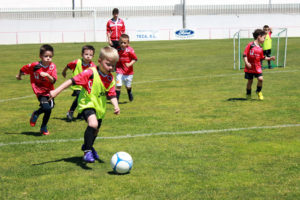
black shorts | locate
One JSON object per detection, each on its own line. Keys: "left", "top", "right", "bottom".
{"left": 110, "top": 40, "right": 120, "bottom": 49}
{"left": 245, "top": 72, "right": 263, "bottom": 80}
{"left": 71, "top": 90, "right": 81, "bottom": 97}
{"left": 82, "top": 108, "right": 102, "bottom": 129}
{"left": 263, "top": 49, "right": 271, "bottom": 57}
{"left": 38, "top": 96, "right": 55, "bottom": 109}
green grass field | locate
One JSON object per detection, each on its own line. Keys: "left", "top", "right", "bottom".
{"left": 0, "top": 39, "right": 299, "bottom": 199}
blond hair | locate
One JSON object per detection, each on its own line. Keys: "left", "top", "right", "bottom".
{"left": 99, "top": 46, "right": 119, "bottom": 63}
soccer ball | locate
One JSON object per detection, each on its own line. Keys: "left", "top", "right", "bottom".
{"left": 110, "top": 152, "right": 133, "bottom": 174}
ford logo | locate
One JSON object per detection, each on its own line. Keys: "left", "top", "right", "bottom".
{"left": 175, "top": 29, "right": 195, "bottom": 37}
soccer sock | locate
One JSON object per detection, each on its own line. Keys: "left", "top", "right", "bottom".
{"left": 127, "top": 88, "right": 132, "bottom": 95}
{"left": 256, "top": 86, "right": 262, "bottom": 93}
{"left": 246, "top": 89, "right": 251, "bottom": 95}
{"left": 116, "top": 90, "right": 121, "bottom": 101}
{"left": 84, "top": 126, "right": 97, "bottom": 151}
{"left": 70, "top": 97, "right": 78, "bottom": 112}
{"left": 41, "top": 110, "right": 51, "bottom": 127}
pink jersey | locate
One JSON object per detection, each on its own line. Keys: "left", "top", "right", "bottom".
{"left": 67, "top": 59, "right": 96, "bottom": 71}
{"left": 71, "top": 68, "right": 116, "bottom": 98}
{"left": 243, "top": 42, "right": 265, "bottom": 74}
{"left": 106, "top": 18, "right": 125, "bottom": 41}
{"left": 20, "top": 61, "right": 57, "bottom": 97}
{"left": 116, "top": 46, "right": 138, "bottom": 75}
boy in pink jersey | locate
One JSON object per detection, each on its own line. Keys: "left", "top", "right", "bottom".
{"left": 62, "top": 45, "right": 96, "bottom": 121}
{"left": 243, "top": 29, "right": 275, "bottom": 100}
{"left": 115, "top": 34, "right": 138, "bottom": 102}
{"left": 16, "top": 44, "right": 57, "bottom": 135}
{"left": 106, "top": 8, "right": 126, "bottom": 49}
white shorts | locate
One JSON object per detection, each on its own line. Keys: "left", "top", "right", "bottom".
{"left": 116, "top": 73, "right": 133, "bottom": 88}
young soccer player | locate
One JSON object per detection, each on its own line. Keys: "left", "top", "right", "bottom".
{"left": 106, "top": 8, "right": 126, "bottom": 49}
{"left": 50, "top": 46, "right": 120, "bottom": 163}
{"left": 115, "top": 34, "right": 138, "bottom": 102}
{"left": 262, "top": 25, "right": 273, "bottom": 69}
{"left": 62, "top": 45, "right": 96, "bottom": 121}
{"left": 16, "top": 44, "right": 57, "bottom": 135}
{"left": 244, "top": 29, "right": 275, "bottom": 100}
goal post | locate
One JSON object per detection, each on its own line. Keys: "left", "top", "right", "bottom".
{"left": 233, "top": 28, "right": 287, "bottom": 70}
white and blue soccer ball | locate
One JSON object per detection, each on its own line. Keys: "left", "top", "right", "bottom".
{"left": 110, "top": 151, "right": 133, "bottom": 174}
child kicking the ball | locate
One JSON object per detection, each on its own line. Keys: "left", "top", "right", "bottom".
{"left": 50, "top": 46, "right": 120, "bottom": 163}
{"left": 16, "top": 44, "right": 57, "bottom": 135}
{"left": 61, "top": 45, "right": 97, "bottom": 122}
{"left": 243, "top": 29, "right": 275, "bottom": 100}
{"left": 115, "top": 34, "right": 138, "bottom": 102}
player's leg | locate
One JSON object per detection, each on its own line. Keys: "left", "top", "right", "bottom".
{"left": 256, "top": 75, "right": 264, "bottom": 100}
{"left": 267, "top": 50, "right": 272, "bottom": 69}
{"left": 125, "top": 75, "right": 134, "bottom": 101}
{"left": 67, "top": 90, "right": 80, "bottom": 122}
{"left": 81, "top": 108, "right": 99, "bottom": 162}
{"left": 39, "top": 96, "right": 54, "bottom": 135}
{"left": 116, "top": 73, "right": 123, "bottom": 102}
{"left": 245, "top": 72, "right": 253, "bottom": 99}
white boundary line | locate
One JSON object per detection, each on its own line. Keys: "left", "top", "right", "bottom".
{"left": 0, "top": 69, "right": 299, "bottom": 103}
{"left": 1, "top": 123, "right": 299, "bottom": 147}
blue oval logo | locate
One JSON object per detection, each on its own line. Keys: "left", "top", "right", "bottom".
{"left": 175, "top": 29, "right": 195, "bottom": 37}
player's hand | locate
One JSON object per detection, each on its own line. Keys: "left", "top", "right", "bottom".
{"left": 114, "top": 107, "right": 120, "bottom": 115}
{"left": 49, "top": 90, "right": 56, "bottom": 100}
{"left": 246, "top": 62, "right": 252, "bottom": 69}
{"left": 62, "top": 71, "right": 66, "bottom": 78}
{"left": 16, "top": 74, "right": 22, "bottom": 80}
{"left": 270, "top": 56, "right": 276, "bottom": 61}
{"left": 109, "top": 40, "right": 113, "bottom": 46}
{"left": 125, "top": 63, "right": 131, "bottom": 67}
{"left": 40, "top": 72, "right": 49, "bottom": 77}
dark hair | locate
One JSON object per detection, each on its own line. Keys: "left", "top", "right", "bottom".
{"left": 82, "top": 45, "right": 95, "bottom": 55}
{"left": 263, "top": 25, "right": 269, "bottom": 29}
{"left": 112, "top": 8, "right": 119, "bottom": 15}
{"left": 40, "top": 44, "right": 54, "bottom": 56}
{"left": 253, "top": 29, "right": 266, "bottom": 39}
{"left": 120, "top": 34, "right": 129, "bottom": 41}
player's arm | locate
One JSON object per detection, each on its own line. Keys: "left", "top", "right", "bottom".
{"left": 62, "top": 66, "right": 69, "bottom": 78}
{"left": 16, "top": 70, "right": 25, "bottom": 80}
{"left": 40, "top": 72, "right": 56, "bottom": 84}
{"left": 243, "top": 56, "right": 251, "bottom": 69}
{"left": 125, "top": 60, "right": 137, "bottom": 67}
{"left": 110, "top": 97, "right": 120, "bottom": 115}
{"left": 106, "top": 22, "right": 112, "bottom": 45}
{"left": 16, "top": 63, "right": 33, "bottom": 80}
{"left": 265, "top": 56, "right": 275, "bottom": 61}
{"left": 49, "top": 79, "right": 72, "bottom": 99}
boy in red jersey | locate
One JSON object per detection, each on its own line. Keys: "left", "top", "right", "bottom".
{"left": 115, "top": 34, "right": 138, "bottom": 102}
{"left": 62, "top": 45, "right": 96, "bottom": 121}
{"left": 50, "top": 47, "right": 120, "bottom": 163}
{"left": 244, "top": 29, "right": 275, "bottom": 100}
{"left": 16, "top": 44, "right": 57, "bottom": 135}
{"left": 106, "top": 8, "right": 126, "bottom": 49}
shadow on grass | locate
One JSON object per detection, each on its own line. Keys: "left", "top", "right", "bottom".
{"left": 32, "top": 156, "right": 105, "bottom": 170}
{"left": 227, "top": 97, "right": 259, "bottom": 101}
{"left": 52, "top": 117, "right": 85, "bottom": 122}
{"left": 107, "top": 171, "right": 130, "bottom": 176}
{"left": 5, "top": 131, "right": 43, "bottom": 137}
{"left": 107, "top": 101, "right": 128, "bottom": 105}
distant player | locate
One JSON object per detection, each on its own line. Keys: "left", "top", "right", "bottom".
{"left": 243, "top": 29, "right": 275, "bottom": 100}
{"left": 61, "top": 45, "right": 96, "bottom": 122}
{"left": 262, "top": 25, "right": 273, "bottom": 69}
{"left": 116, "top": 34, "right": 138, "bottom": 102}
{"left": 16, "top": 44, "right": 57, "bottom": 135}
{"left": 106, "top": 8, "right": 126, "bottom": 49}
{"left": 50, "top": 47, "right": 120, "bottom": 163}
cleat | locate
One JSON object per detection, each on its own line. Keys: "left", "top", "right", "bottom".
{"left": 83, "top": 151, "right": 95, "bottom": 163}
{"left": 30, "top": 112, "right": 38, "bottom": 127}
{"left": 257, "top": 91, "right": 264, "bottom": 100}
{"left": 246, "top": 94, "right": 251, "bottom": 100}
{"left": 91, "top": 147, "right": 99, "bottom": 160}
{"left": 66, "top": 111, "right": 74, "bottom": 122}
{"left": 128, "top": 93, "right": 134, "bottom": 102}
{"left": 40, "top": 126, "right": 50, "bottom": 135}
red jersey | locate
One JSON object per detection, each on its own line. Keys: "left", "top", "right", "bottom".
{"left": 116, "top": 46, "right": 138, "bottom": 75}
{"left": 71, "top": 67, "right": 116, "bottom": 98}
{"left": 67, "top": 59, "right": 96, "bottom": 71}
{"left": 106, "top": 18, "right": 125, "bottom": 41}
{"left": 20, "top": 61, "right": 57, "bottom": 97}
{"left": 243, "top": 42, "right": 265, "bottom": 74}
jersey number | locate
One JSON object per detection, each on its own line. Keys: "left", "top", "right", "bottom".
{"left": 34, "top": 72, "right": 39, "bottom": 79}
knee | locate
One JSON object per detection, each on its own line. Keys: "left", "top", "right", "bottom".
{"left": 88, "top": 121, "right": 98, "bottom": 129}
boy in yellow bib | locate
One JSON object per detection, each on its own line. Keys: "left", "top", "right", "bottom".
{"left": 262, "top": 25, "right": 273, "bottom": 69}
{"left": 50, "top": 47, "right": 120, "bottom": 163}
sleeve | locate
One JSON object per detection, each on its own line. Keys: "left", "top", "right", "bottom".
{"left": 67, "top": 60, "right": 77, "bottom": 71}
{"left": 20, "top": 62, "right": 36, "bottom": 74}
{"left": 71, "top": 69, "right": 93, "bottom": 90}
{"left": 106, "top": 21, "right": 111, "bottom": 34}
{"left": 106, "top": 85, "right": 117, "bottom": 99}
{"left": 121, "top": 20, "right": 126, "bottom": 33}
{"left": 129, "top": 48, "right": 138, "bottom": 61}
{"left": 260, "top": 50, "right": 265, "bottom": 60}
{"left": 243, "top": 43, "right": 250, "bottom": 57}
